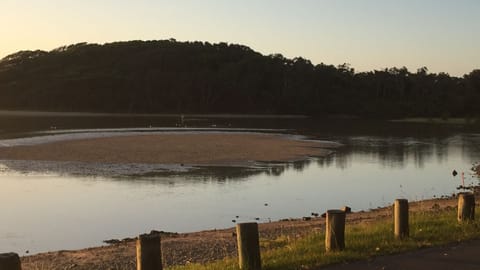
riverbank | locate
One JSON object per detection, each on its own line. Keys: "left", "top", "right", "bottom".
{"left": 20, "top": 196, "right": 462, "bottom": 270}
{"left": 0, "top": 133, "right": 337, "bottom": 166}
{"left": 390, "top": 117, "right": 480, "bottom": 125}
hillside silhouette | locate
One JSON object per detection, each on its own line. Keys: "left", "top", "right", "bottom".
{"left": 0, "top": 40, "right": 478, "bottom": 118}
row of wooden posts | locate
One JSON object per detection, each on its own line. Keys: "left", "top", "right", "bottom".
{"left": 0, "top": 193, "right": 475, "bottom": 270}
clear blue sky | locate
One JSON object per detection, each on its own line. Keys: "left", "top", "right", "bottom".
{"left": 1, "top": 0, "right": 478, "bottom": 76}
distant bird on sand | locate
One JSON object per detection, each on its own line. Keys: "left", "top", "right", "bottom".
{"left": 452, "top": 170, "right": 458, "bottom": 177}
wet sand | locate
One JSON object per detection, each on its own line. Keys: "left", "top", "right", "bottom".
{"left": 0, "top": 133, "right": 336, "bottom": 165}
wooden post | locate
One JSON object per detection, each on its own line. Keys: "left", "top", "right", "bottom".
{"left": 394, "top": 199, "right": 409, "bottom": 239}
{"left": 136, "top": 234, "right": 162, "bottom": 270}
{"left": 325, "top": 209, "right": 346, "bottom": 252}
{"left": 458, "top": 192, "right": 475, "bottom": 222}
{"left": 0, "top": 253, "right": 21, "bottom": 270}
{"left": 236, "top": 222, "right": 261, "bottom": 270}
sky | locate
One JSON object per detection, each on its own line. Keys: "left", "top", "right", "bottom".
{"left": 0, "top": 0, "right": 479, "bottom": 76}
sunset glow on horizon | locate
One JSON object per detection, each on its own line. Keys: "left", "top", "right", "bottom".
{"left": 1, "top": 0, "right": 479, "bottom": 76}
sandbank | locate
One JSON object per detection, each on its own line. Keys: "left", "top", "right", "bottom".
{"left": 0, "top": 133, "right": 336, "bottom": 166}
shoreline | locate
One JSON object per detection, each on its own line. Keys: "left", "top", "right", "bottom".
{"left": 0, "top": 110, "right": 308, "bottom": 119}
{"left": 7, "top": 133, "right": 478, "bottom": 269}
{"left": 20, "top": 196, "right": 462, "bottom": 270}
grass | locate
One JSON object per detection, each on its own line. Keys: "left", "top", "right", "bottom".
{"left": 167, "top": 209, "right": 480, "bottom": 270}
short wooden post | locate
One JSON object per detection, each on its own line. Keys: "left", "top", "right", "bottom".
{"left": 0, "top": 253, "right": 21, "bottom": 270}
{"left": 136, "top": 233, "right": 162, "bottom": 270}
{"left": 394, "top": 199, "right": 409, "bottom": 239}
{"left": 458, "top": 192, "right": 475, "bottom": 222}
{"left": 236, "top": 222, "right": 261, "bottom": 270}
{"left": 325, "top": 209, "right": 346, "bottom": 252}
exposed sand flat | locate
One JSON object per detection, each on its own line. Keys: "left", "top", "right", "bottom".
{"left": 0, "top": 133, "right": 335, "bottom": 165}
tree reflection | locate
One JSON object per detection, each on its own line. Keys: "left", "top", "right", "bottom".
{"left": 1, "top": 117, "right": 480, "bottom": 182}
{"left": 312, "top": 134, "right": 480, "bottom": 171}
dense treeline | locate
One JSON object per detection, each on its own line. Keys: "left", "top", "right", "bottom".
{"left": 0, "top": 40, "right": 478, "bottom": 118}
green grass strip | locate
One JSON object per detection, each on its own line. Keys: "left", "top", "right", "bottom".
{"left": 168, "top": 209, "right": 480, "bottom": 270}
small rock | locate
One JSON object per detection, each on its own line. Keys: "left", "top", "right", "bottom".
{"left": 103, "top": 239, "right": 121, "bottom": 245}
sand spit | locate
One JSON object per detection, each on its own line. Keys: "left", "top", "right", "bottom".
{"left": 0, "top": 133, "right": 338, "bottom": 166}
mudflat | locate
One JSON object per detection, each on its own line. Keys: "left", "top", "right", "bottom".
{"left": 0, "top": 133, "right": 335, "bottom": 165}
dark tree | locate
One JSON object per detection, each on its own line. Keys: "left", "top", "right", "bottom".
{"left": 0, "top": 40, "right": 478, "bottom": 118}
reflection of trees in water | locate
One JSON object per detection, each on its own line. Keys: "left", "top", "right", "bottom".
{"left": 124, "top": 160, "right": 315, "bottom": 184}
{"left": 1, "top": 116, "right": 480, "bottom": 185}
{"left": 1, "top": 120, "right": 479, "bottom": 182}
{"left": 411, "top": 143, "right": 434, "bottom": 169}
{"left": 434, "top": 139, "right": 449, "bottom": 164}
{"left": 1, "top": 133, "right": 478, "bottom": 182}
{"left": 292, "top": 160, "right": 310, "bottom": 171}
{"left": 359, "top": 140, "right": 435, "bottom": 169}
{"left": 461, "top": 135, "right": 480, "bottom": 162}
{"left": 265, "top": 166, "right": 285, "bottom": 176}
{"left": 315, "top": 135, "right": 478, "bottom": 170}
{"left": 0, "top": 155, "right": 315, "bottom": 184}
{"left": 98, "top": 134, "right": 480, "bottom": 182}
{"left": 132, "top": 166, "right": 270, "bottom": 183}
{"left": 124, "top": 158, "right": 316, "bottom": 183}
{"left": 316, "top": 154, "right": 347, "bottom": 169}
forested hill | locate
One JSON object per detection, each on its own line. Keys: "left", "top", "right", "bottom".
{"left": 0, "top": 40, "right": 479, "bottom": 118}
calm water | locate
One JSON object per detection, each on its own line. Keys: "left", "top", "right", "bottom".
{"left": 1, "top": 112, "right": 480, "bottom": 255}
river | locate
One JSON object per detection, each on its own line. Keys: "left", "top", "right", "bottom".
{"left": 0, "top": 112, "right": 479, "bottom": 255}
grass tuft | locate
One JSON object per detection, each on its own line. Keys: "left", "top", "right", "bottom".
{"left": 167, "top": 209, "right": 480, "bottom": 270}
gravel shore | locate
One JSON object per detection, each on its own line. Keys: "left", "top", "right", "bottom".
{"left": 20, "top": 197, "right": 458, "bottom": 270}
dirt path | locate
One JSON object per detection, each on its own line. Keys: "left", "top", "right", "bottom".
{"left": 322, "top": 239, "right": 480, "bottom": 270}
